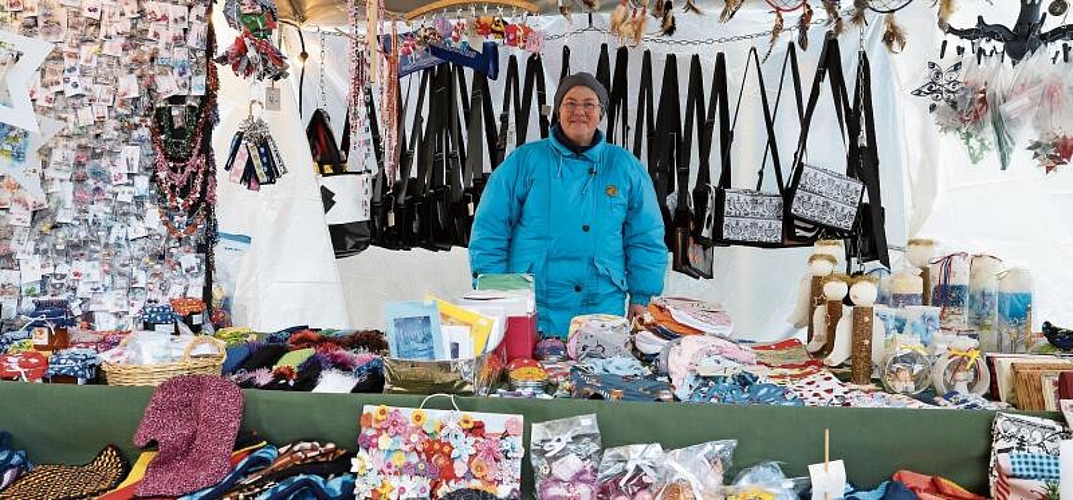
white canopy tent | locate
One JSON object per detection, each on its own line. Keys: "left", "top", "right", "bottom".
{"left": 212, "top": 0, "right": 1073, "bottom": 339}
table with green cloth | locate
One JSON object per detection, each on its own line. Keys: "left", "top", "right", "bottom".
{"left": 0, "top": 382, "right": 1061, "bottom": 496}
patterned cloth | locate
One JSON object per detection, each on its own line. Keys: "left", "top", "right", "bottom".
{"left": 0, "top": 431, "right": 32, "bottom": 493}
{"left": 1008, "top": 453, "right": 1060, "bottom": 480}
{"left": 43, "top": 348, "right": 101, "bottom": 383}
{"left": 0, "top": 444, "right": 128, "bottom": 499}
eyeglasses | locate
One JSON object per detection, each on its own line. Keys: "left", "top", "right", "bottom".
{"left": 561, "top": 101, "right": 601, "bottom": 114}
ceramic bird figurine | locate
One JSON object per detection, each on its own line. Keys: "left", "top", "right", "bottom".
{"left": 1043, "top": 321, "right": 1073, "bottom": 351}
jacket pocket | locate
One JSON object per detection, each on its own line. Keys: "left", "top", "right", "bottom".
{"left": 594, "top": 259, "right": 628, "bottom": 292}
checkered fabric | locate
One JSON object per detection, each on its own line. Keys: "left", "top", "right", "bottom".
{"left": 1008, "top": 453, "right": 1060, "bottom": 480}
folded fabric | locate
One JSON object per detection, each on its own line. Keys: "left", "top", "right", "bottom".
{"left": 0, "top": 352, "right": 48, "bottom": 381}
{"left": 892, "top": 470, "right": 986, "bottom": 500}
{"left": 845, "top": 480, "right": 918, "bottom": 500}
{"left": 0, "top": 444, "right": 128, "bottom": 499}
{"left": 253, "top": 473, "right": 355, "bottom": 500}
{"left": 238, "top": 344, "right": 290, "bottom": 371}
{"left": 104, "top": 439, "right": 267, "bottom": 500}
{"left": 179, "top": 445, "right": 278, "bottom": 500}
{"left": 222, "top": 442, "right": 348, "bottom": 499}
{"left": 134, "top": 375, "right": 245, "bottom": 497}
{"left": 577, "top": 356, "right": 647, "bottom": 377}
{"left": 1006, "top": 453, "right": 1060, "bottom": 480}
{"left": 993, "top": 460, "right": 1053, "bottom": 500}
{"left": 223, "top": 342, "right": 259, "bottom": 374}
{"left": 988, "top": 412, "right": 1069, "bottom": 496}
{"left": 43, "top": 347, "right": 100, "bottom": 383}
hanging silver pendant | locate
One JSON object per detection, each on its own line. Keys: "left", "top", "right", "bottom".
{"left": 1049, "top": 0, "right": 1068, "bottom": 17}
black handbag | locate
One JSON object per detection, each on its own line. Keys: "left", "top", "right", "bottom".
{"left": 651, "top": 53, "right": 681, "bottom": 251}
{"left": 845, "top": 48, "right": 891, "bottom": 268}
{"left": 672, "top": 54, "right": 713, "bottom": 279}
{"left": 787, "top": 36, "right": 864, "bottom": 241}
{"left": 307, "top": 108, "right": 372, "bottom": 258}
{"left": 691, "top": 52, "right": 730, "bottom": 247}
{"left": 711, "top": 47, "right": 797, "bottom": 248}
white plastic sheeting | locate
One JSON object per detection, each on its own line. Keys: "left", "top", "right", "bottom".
{"left": 214, "top": 1, "right": 1072, "bottom": 337}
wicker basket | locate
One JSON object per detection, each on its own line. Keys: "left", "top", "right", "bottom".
{"left": 101, "top": 335, "right": 226, "bottom": 386}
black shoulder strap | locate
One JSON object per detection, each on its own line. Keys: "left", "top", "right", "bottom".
{"left": 758, "top": 43, "right": 805, "bottom": 187}
{"left": 519, "top": 54, "right": 549, "bottom": 143}
{"left": 607, "top": 46, "right": 629, "bottom": 146}
{"left": 632, "top": 50, "right": 655, "bottom": 162}
{"left": 720, "top": 47, "right": 786, "bottom": 194}
{"left": 595, "top": 43, "right": 611, "bottom": 94}
{"left": 791, "top": 36, "right": 852, "bottom": 176}
{"left": 654, "top": 53, "right": 682, "bottom": 208}
{"left": 559, "top": 45, "right": 571, "bottom": 83}
{"left": 699, "top": 52, "right": 729, "bottom": 190}
{"left": 495, "top": 55, "right": 521, "bottom": 160}
{"left": 466, "top": 68, "right": 485, "bottom": 191}
{"left": 679, "top": 54, "right": 705, "bottom": 213}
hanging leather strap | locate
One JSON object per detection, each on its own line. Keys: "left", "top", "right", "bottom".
{"left": 560, "top": 45, "right": 571, "bottom": 82}
{"left": 790, "top": 36, "right": 853, "bottom": 179}
{"left": 607, "top": 46, "right": 629, "bottom": 146}
{"left": 595, "top": 43, "right": 611, "bottom": 95}
{"left": 655, "top": 54, "right": 682, "bottom": 197}
{"left": 719, "top": 47, "right": 786, "bottom": 195}
{"left": 678, "top": 54, "right": 705, "bottom": 217}
{"left": 851, "top": 48, "right": 890, "bottom": 266}
{"left": 494, "top": 55, "right": 521, "bottom": 163}
{"left": 758, "top": 43, "right": 805, "bottom": 179}
{"left": 519, "top": 54, "right": 550, "bottom": 143}
{"left": 466, "top": 68, "right": 485, "bottom": 196}
{"left": 399, "top": 69, "right": 431, "bottom": 212}
{"left": 632, "top": 50, "right": 655, "bottom": 163}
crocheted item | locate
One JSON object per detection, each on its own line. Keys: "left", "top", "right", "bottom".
{"left": 134, "top": 375, "right": 244, "bottom": 497}
{"left": 0, "top": 444, "right": 128, "bottom": 499}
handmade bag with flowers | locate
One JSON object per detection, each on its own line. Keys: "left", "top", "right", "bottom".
{"left": 353, "top": 404, "right": 524, "bottom": 499}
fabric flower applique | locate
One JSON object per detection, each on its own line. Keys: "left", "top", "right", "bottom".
{"left": 411, "top": 409, "right": 427, "bottom": 427}
{"left": 401, "top": 425, "right": 428, "bottom": 452}
{"left": 385, "top": 410, "right": 408, "bottom": 435}
{"left": 470, "top": 458, "right": 490, "bottom": 479}
{"left": 361, "top": 411, "right": 374, "bottom": 429}
{"left": 374, "top": 405, "right": 390, "bottom": 423}
{"left": 359, "top": 428, "right": 380, "bottom": 449}
{"left": 459, "top": 413, "right": 475, "bottom": 430}
{"left": 474, "top": 437, "right": 503, "bottom": 464}
{"left": 504, "top": 417, "right": 522, "bottom": 436}
{"left": 377, "top": 432, "right": 394, "bottom": 451}
{"left": 352, "top": 450, "right": 373, "bottom": 475}
{"left": 453, "top": 459, "right": 469, "bottom": 479}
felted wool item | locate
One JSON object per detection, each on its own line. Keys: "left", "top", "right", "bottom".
{"left": 134, "top": 375, "right": 245, "bottom": 497}
{"left": 312, "top": 369, "right": 361, "bottom": 393}
{"left": 0, "top": 444, "right": 128, "bottom": 500}
{"left": 273, "top": 348, "right": 315, "bottom": 369}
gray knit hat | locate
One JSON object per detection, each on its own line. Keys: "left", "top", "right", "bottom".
{"left": 554, "top": 72, "right": 608, "bottom": 118}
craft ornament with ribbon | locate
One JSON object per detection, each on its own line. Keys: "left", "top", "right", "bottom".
{"left": 217, "top": 0, "right": 289, "bottom": 80}
{"left": 881, "top": 339, "right": 933, "bottom": 395}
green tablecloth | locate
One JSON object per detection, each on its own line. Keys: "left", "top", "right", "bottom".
{"left": 0, "top": 382, "right": 1060, "bottom": 496}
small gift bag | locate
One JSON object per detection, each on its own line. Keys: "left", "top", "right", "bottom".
{"left": 353, "top": 395, "right": 524, "bottom": 499}
{"left": 530, "top": 414, "right": 602, "bottom": 500}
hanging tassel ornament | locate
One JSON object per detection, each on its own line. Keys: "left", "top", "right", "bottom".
{"left": 633, "top": 6, "right": 648, "bottom": 45}
{"left": 557, "top": 0, "right": 572, "bottom": 20}
{"left": 938, "top": 0, "right": 957, "bottom": 30}
{"left": 797, "top": 2, "right": 814, "bottom": 50}
{"left": 882, "top": 13, "right": 907, "bottom": 53}
{"left": 771, "top": 9, "right": 785, "bottom": 44}
{"left": 823, "top": 0, "right": 843, "bottom": 35}
{"left": 654, "top": 0, "right": 666, "bottom": 19}
{"left": 581, "top": 0, "right": 600, "bottom": 12}
{"left": 683, "top": 0, "right": 702, "bottom": 15}
{"left": 611, "top": 0, "right": 628, "bottom": 32}
{"left": 659, "top": 0, "right": 676, "bottom": 35}
{"left": 720, "top": 0, "right": 743, "bottom": 22}
{"left": 851, "top": 0, "right": 868, "bottom": 27}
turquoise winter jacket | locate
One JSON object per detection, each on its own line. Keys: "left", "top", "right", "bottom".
{"left": 469, "top": 128, "right": 668, "bottom": 337}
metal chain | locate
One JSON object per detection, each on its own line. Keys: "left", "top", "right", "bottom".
{"left": 318, "top": 30, "right": 328, "bottom": 110}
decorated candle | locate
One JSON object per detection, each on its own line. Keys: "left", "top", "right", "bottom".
{"left": 997, "top": 268, "right": 1033, "bottom": 354}
{"left": 930, "top": 253, "right": 970, "bottom": 331}
{"left": 889, "top": 270, "right": 924, "bottom": 308}
{"left": 968, "top": 255, "right": 1002, "bottom": 344}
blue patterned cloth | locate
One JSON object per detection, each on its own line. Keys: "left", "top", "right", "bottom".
{"left": 255, "top": 473, "right": 355, "bottom": 500}
{"left": 1009, "top": 453, "right": 1060, "bottom": 480}
{"left": 0, "top": 430, "right": 32, "bottom": 491}
{"left": 44, "top": 348, "right": 101, "bottom": 384}
{"left": 0, "top": 331, "right": 29, "bottom": 354}
{"left": 681, "top": 372, "right": 803, "bottom": 406}
{"left": 139, "top": 304, "right": 177, "bottom": 325}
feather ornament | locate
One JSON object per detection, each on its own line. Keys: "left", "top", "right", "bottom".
{"left": 798, "top": 2, "right": 814, "bottom": 50}
{"left": 659, "top": 1, "right": 677, "bottom": 35}
{"left": 581, "top": 0, "right": 600, "bottom": 12}
{"left": 684, "top": 0, "right": 702, "bottom": 15}
{"left": 938, "top": 0, "right": 956, "bottom": 30}
{"left": 611, "top": 0, "right": 628, "bottom": 32}
{"left": 882, "top": 13, "right": 907, "bottom": 53}
{"left": 720, "top": 0, "right": 743, "bottom": 23}
{"left": 771, "top": 9, "right": 785, "bottom": 47}
{"left": 633, "top": 6, "right": 649, "bottom": 45}
{"left": 823, "top": 0, "right": 844, "bottom": 35}
{"left": 851, "top": 0, "right": 868, "bottom": 26}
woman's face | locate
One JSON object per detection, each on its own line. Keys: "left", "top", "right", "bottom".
{"left": 558, "top": 86, "right": 601, "bottom": 146}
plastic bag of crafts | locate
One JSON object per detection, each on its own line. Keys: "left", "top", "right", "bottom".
{"left": 654, "top": 440, "right": 737, "bottom": 499}
{"left": 597, "top": 443, "right": 665, "bottom": 499}
{"left": 531, "top": 414, "right": 602, "bottom": 500}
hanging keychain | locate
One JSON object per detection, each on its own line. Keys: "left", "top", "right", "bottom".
{"left": 224, "top": 100, "right": 287, "bottom": 191}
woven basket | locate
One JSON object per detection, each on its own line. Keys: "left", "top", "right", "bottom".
{"left": 102, "top": 335, "right": 226, "bottom": 386}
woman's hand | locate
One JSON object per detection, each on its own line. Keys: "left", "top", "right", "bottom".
{"left": 627, "top": 304, "right": 647, "bottom": 322}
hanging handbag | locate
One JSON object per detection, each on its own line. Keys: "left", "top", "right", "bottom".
{"left": 711, "top": 47, "right": 794, "bottom": 247}
{"left": 787, "top": 36, "right": 864, "bottom": 237}
{"left": 652, "top": 53, "right": 681, "bottom": 251}
{"left": 445, "top": 64, "right": 473, "bottom": 248}
{"left": 845, "top": 47, "right": 890, "bottom": 267}
{"left": 691, "top": 52, "right": 730, "bottom": 247}
{"left": 417, "top": 64, "right": 454, "bottom": 251}
{"left": 307, "top": 108, "right": 372, "bottom": 258}
{"left": 672, "top": 55, "right": 713, "bottom": 279}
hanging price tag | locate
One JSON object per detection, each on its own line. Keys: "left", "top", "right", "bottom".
{"left": 265, "top": 86, "right": 281, "bottom": 111}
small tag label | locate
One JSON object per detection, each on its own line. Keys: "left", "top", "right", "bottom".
{"left": 154, "top": 323, "right": 174, "bottom": 333}
{"left": 265, "top": 86, "right": 281, "bottom": 111}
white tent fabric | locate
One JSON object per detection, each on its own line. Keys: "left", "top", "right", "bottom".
{"left": 215, "top": 0, "right": 1073, "bottom": 338}
{"left": 212, "top": 8, "right": 350, "bottom": 331}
